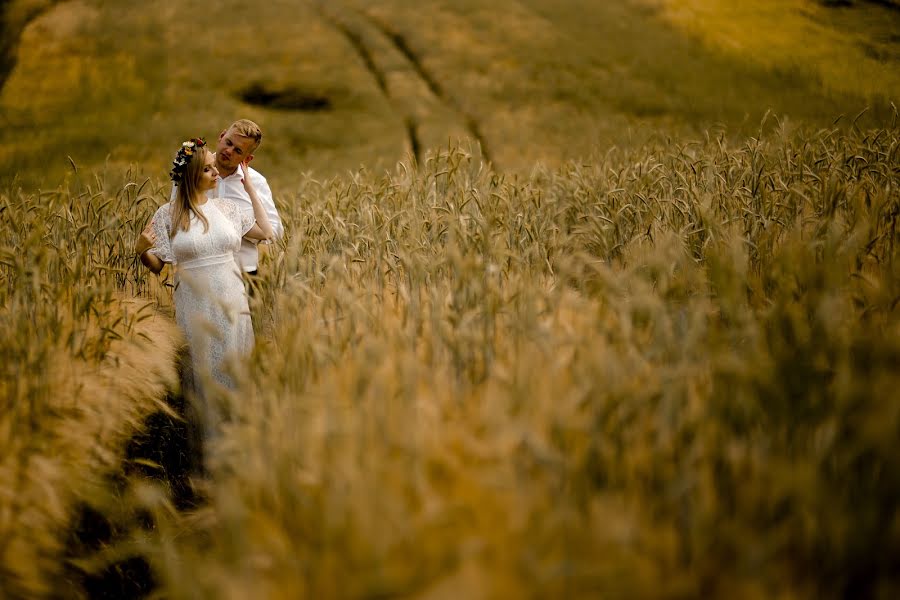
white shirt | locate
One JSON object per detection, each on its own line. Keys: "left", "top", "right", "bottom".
{"left": 208, "top": 164, "right": 282, "bottom": 272}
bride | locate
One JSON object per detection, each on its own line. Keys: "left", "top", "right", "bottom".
{"left": 135, "top": 138, "right": 274, "bottom": 423}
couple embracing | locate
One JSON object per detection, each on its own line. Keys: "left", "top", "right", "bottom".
{"left": 134, "top": 119, "right": 283, "bottom": 434}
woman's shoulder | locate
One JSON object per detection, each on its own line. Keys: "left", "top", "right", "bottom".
{"left": 152, "top": 201, "right": 173, "bottom": 220}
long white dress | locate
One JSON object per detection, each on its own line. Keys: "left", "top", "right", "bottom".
{"left": 148, "top": 198, "right": 255, "bottom": 407}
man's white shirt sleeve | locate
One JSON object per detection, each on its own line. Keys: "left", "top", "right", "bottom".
{"left": 249, "top": 169, "right": 283, "bottom": 239}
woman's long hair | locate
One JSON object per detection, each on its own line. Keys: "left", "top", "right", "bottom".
{"left": 170, "top": 146, "right": 210, "bottom": 236}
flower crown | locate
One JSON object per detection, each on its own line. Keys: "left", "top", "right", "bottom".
{"left": 169, "top": 138, "right": 206, "bottom": 183}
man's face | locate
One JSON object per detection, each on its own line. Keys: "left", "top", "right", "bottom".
{"left": 215, "top": 128, "right": 256, "bottom": 172}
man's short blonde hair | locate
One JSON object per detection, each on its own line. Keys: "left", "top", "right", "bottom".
{"left": 228, "top": 119, "right": 262, "bottom": 149}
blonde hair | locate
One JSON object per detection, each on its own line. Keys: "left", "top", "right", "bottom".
{"left": 171, "top": 146, "right": 210, "bottom": 236}
{"left": 228, "top": 119, "right": 262, "bottom": 150}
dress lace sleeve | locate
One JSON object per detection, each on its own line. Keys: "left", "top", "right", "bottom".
{"left": 215, "top": 198, "right": 255, "bottom": 237}
{"left": 147, "top": 203, "right": 176, "bottom": 264}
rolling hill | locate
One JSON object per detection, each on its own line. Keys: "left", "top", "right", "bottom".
{"left": 1, "top": 0, "right": 898, "bottom": 189}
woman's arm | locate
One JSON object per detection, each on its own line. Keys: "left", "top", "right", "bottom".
{"left": 135, "top": 221, "right": 165, "bottom": 274}
{"left": 240, "top": 160, "right": 275, "bottom": 241}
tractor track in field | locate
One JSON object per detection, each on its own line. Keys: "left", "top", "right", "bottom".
{"left": 313, "top": 0, "right": 492, "bottom": 166}
{"left": 313, "top": 3, "right": 423, "bottom": 160}
{"left": 358, "top": 9, "right": 493, "bottom": 165}
{"left": 318, "top": 9, "right": 388, "bottom": 96}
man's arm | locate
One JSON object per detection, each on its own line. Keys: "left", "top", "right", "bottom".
{"left": 252, "top": 171, "right": 283, "bottom": 239}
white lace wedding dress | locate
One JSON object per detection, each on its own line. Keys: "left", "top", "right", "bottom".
{"left": 148, "top": 198, "right": 255, "bottom": 405}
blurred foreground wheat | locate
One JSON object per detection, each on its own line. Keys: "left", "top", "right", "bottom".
{"left": 3, "top": 121, "right": 900, "bottom": 598}
{"left": 0, "top": 170, "right": 182, "bottom": 597}
{"left": 158, "top": 123, "right": 899, "bottom": 599}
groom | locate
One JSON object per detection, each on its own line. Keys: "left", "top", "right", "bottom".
{"left": 138, "top": 119, "right": 283, "bottom": 275}
{"left": 208, "top": 119, "right": 283, "bottom": 275}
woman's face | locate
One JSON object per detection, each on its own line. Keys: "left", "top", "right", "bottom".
{"left": 199, "top": 151, "right": 219, "bottom": 191}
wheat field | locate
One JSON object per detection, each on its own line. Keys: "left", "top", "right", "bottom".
{"left": 3, "top": 1, "right": 900, "bottom": 598}
{"left": 2, "top": 118, "right": 899, "bottom": 597}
